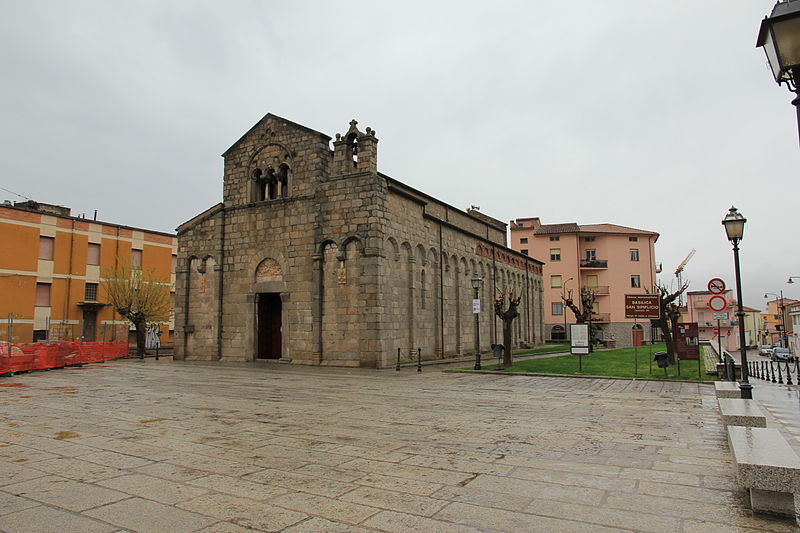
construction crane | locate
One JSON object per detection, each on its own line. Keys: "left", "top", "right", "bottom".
{"left": 674, "top": 249, "right": 696, "bottom": 307}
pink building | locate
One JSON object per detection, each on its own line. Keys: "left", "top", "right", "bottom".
{"left": 683, "top": 291, "right": 758, "bottom": 352}
{"left": 510, "top": 218, "right": 658, "bottom": 348}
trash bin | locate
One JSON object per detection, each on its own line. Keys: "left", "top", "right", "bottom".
{"left": 491, "top": 344, "right": 504, "bottom": 361}
{"left": 654, "top": 351, "right": 669, "bottom": 369}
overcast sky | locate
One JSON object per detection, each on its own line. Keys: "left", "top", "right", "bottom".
{"left": 1, "top": 1, "right": 797, "bottom": 311}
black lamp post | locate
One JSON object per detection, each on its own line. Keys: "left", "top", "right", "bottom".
{"left": 722, "top": 206, "right": 752, "bottom": 399}
{"left": 472, "top": 275, "right": 483, "bottom": 370}
{"left": 765, "top": 290, "right": 787, "bottom": 347}
{"left": 563, "top": 277, "right": 574, "bottom": 343}
{"left": 757, "top": 0, "right": 800, "bottom": 145}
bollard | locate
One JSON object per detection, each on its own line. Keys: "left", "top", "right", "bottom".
{"left": 777, "top": 360, "right": 784, "bottom": 384}
{"left": 786, "top": 361, "right": 793, "bottom": 385}
{"left": 417, "top": 347, "right": 421, "bottom": 373}
{"left": 770, "top": 361, "right": 776, "bottom": 383}
{"left": 396, "top": 347, "right": 401, "bottom": 371}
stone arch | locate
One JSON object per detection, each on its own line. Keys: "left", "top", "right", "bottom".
{"left": 401, "top": 241, "right": 414, "bottom": 262}
{"left": 416, "top": 244, "right": 427, "bottom": 266}
{"left": 385, "top": 237, "right": 400, "bottom": 261}
{"left": 340, "top": 235, "right": 365, "bottom": 257}
{"left": 255, "top": 258, "right": 283, "bottom": 282}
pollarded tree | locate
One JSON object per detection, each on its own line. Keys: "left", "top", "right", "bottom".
{"left": 101, "top": 262, "right": 172, "bottom": 358}
{"left": 657, "top": 281, "right": 689, "bottom": 364}
{"left": 494, "top": 292, "right": 522, "bottom": 368}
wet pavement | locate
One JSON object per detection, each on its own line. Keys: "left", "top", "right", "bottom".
{"left": 0, "top": 358, "right": 797, "bottom": 532}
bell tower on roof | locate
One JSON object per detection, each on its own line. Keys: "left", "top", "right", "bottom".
{"left": 332, "top": 119, "right": 378, "bottom": 177}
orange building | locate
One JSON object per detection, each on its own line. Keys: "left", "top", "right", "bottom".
{"left": 0, "top": 201, "right": 176, "bottom": 345}
{"left": 762, "top": 298, "right": 798, "bottom": 346}
{"left": 510, "top": 217, "right": 659, "bottom": 347}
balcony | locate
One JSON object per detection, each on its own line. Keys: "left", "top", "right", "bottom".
{"left": 582, "top": 285, "right": 609, "bottom": 295}
{"left": 580, "top": 259, "right": 608, "bottom": 269}
{"left": 590, "top": 312, "right": 611, "bottom": 323}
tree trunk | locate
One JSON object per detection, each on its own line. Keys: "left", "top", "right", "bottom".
{"left": 134, "top": 320, "right": 147, "bottom": 359}
{"left": 502, "top": 322, "right": 513, "bottom": 368}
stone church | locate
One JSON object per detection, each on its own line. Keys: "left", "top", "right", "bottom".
{"left": 175, "top": 114, "right": 544, "bottom": 368}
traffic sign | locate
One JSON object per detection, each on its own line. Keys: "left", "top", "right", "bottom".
{"left": 708, "top": 278, "right": 725, "bottom": 294}
{"left": 713, "top": 328, "right": 719, "bottom": 336}
{"left": 708, "top": 295, "right": 727, "bottom": 312}
{"left": 712, "top": 311, "right": 729, "bottom": 320}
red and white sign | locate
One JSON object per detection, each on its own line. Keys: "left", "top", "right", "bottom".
{"left": 708, "top": 278, "right": 725, "bottom": 294}
{"left": 708, "top": 295, "right": 727, "bottom": 312}
{"left": 713, "top": 328, "right": 720, "bottom": 336}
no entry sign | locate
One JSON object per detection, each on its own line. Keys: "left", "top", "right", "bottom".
{"left": 624, "top": 295, "right": 660, "bottom": 319}
{"left": 708, "top": 295, "right": 727, "bottom": 312}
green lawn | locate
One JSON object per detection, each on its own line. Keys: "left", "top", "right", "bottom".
{"left": 478, "top": 342, "right": 714, "bottom": 381}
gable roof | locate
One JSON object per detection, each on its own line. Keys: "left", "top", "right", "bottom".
{"left": 533, "top": 221, "right": 658, "bottom": 240}
{"left": 221, "top": 113, "right": 332, "bottom": 157}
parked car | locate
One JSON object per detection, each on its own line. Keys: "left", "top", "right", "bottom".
{"left": 772, "top": 347, "right": 794, "bottom": 362}
{"left": 759, "top": 345, "right": 774, "bottom": 356}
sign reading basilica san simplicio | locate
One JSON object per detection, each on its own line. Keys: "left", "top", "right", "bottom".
{"left": 175, "top": 114, "right": 544, "bottom": 368}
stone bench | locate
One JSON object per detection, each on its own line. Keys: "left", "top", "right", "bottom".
{"left": 728, "top": 426, "right": 800, "bottom": 519}
{"left": 714, "top": 381, "right": 742, "bottom": 398}
{"left": 718, "top": 398, "right": 767, "bottom": 427}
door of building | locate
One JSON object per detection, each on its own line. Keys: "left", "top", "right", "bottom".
{"left": 82, "top": 310, "right": 97, "bottom": 342}
{"left": 632, "top": 325, "right": 643, "bottom": 347}
{"left": 257, "top": 293, "right": 282, "bottom": 359}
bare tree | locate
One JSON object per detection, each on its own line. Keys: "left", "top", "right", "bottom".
{"left": 494, "top": 292, "right": 522, "bottom": 368}
{"left": 101, "top": 262, "right": 172, "bottom": 358}
{"left": 561, "top": 287, "right": 596, "bottom": 324}
{"left": 657, "top": 282, "right": 689, "bottom": 364}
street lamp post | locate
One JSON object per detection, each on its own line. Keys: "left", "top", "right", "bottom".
{"left": 563, "top": 277, "right": 574, "bottom": 343}
{"left": 765, "top": 290, "right": 787, "bottom": 347}
{"left": 757, "top": 0, "right": 800, "bottom": 145}
{"left": 722, "top": 206, "right": 752, "bottom": 399}
{"left": 471, "top": 275, "right": 483, "bottom": 370}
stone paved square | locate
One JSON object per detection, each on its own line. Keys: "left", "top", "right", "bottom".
{"left": 0, "top": 359, "right": 796, "bottom": 532}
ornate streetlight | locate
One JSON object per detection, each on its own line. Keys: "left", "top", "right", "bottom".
{"left": 722, "top": 206, "right": 752, "bottom": 399}
{"left": 471, "top": 275, "right": 483, "bottom": 370}
{"left": 756, "top": 0, "right": 800, "bottom": 144}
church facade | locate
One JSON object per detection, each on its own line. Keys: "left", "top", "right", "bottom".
{"left": 175, "top": 114, "right": 544, "bottom": 368}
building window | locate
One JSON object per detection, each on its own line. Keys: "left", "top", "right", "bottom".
{"left": 85, "top": 282, "right": 98, "bottom": 301}
{"left": 585, "top": 249, "right": 596, "bottom": 261}
{"left": 39, "top": 236, "right": 54, "bottom": 260}
{"left": 630, "top": 249, "right": 639, "bottom": 261}
{"left": 631, "top": 275, "right": 641, "bottom": 288}
{"left": 520, "top": 238, "right": 528, "bottom": 244}
{"left": 520, "top": 249, "right": 529, "bottom": 256}
{"left": 87, "top": 243, "right": 100, "bottom": 265}
{"left": 592, "top": 302, "right": 600, "bottom": 313}
{"left": 549, "top": 236, "right": 560, "bottom": 241}
{"left": 550, "top": 248, "right": 561, "bottom": 261}
{"left": 35, "top": 283, "right": 51, "bottom": 306}
{"left": 132, "top": 249, "right": 142, "bottom": 268}
{"left": 33, "top": 330, "right": 48, "bottom": 342}
{"left": 584, "top": 237, "right": 595, "bottom": 242}
{"left": 629, "top": 236, "right": 638, "bottom": 242}
{"left": 551, "top": 275, "right": 562, "bottom": 288}
{"left": 552, "top": 302, "right": 564, "bottom": 315}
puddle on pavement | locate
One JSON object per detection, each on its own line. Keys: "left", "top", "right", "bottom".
{"left": 0, "top": 383, "right": 30, "bottom": 388}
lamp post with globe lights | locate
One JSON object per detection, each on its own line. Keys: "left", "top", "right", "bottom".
{"left": 757, "top": 0, "right": 800, "bottom": 145}
{"left": 722, "top": 206, "right": 752, "bottom": 399}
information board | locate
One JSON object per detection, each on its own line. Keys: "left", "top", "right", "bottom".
{"left": 571, "top": 324, "right": 589, "bottom": 355}
{"left": 624, "top": 295, "right": 660, "bottom": 319}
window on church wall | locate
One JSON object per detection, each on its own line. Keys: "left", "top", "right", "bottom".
{"left": 420, "top": 269, "right": 427, "bottom": 309}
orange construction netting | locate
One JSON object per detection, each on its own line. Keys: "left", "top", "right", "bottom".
{"left": 0, "top": 340, "right": 129, "bottom": 374}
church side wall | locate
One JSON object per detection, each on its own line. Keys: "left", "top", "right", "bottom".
{"left": 381, "top": 191, "right": 542, "bottom": 367}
